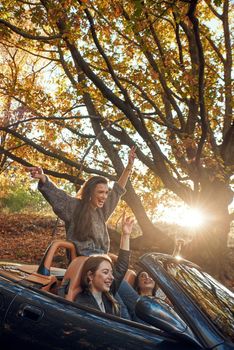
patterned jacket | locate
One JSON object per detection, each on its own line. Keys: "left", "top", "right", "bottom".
{"left": 38, "top": 177, "right": 125, "bottom": 255}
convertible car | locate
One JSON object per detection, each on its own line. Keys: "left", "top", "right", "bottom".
{"left": 0, "top": 240, "right": 233, "bottom": 350}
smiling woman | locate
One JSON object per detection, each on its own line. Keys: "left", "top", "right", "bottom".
{"left": 75, "top": 214, "right": 134, "bottom": 316}
{"left": 25, "top": 146, "right": 136, "bottom": 256}
{"left": 89, "top": 183, "right": 109, "bottom": 209}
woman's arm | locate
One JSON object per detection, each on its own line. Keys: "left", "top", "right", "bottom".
{"left": 117, "top": 146, "right": 136, "bottom": 189}
{"left": 101, "top": 146, "right": 136, "bottom": 220}
{"left": 120, "top": 212, "right": 134, "bottom": 251}
{"left": 111, "top": 213, "right": 134, "bottom": 294}
{"left": 25, "top": 166, "right": 75, "bottom": 222}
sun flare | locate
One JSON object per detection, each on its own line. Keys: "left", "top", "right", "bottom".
{"left": 157, "top": 204, "right": 204, "bottom": 228}
{"left": 181, "top": 208, "right": 204, "bottom": 228}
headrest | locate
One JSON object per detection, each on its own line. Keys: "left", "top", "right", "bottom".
{"left": 62, "top": 256, "right": 89, "bottom": 301}
{"left": 124, "top": 269, "right": 137, "bottom": 287}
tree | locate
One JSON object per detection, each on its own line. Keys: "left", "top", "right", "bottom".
{"left": 0, "top": 0, "right": 233, "bottom": 278}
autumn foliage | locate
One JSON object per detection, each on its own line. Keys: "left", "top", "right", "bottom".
{"left": 0, "top": 0, "right": 233, "bottom": 278}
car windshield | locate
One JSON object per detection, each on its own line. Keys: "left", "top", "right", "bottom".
{"left": 158, "top": 257, "right": 234, "bottom": 341}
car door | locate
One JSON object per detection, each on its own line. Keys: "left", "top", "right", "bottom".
{"left": 2, "top": 283, "right": 201, "bottom": 350}
{"left": 0, "top": 277, "right": 21, "bottom": 330}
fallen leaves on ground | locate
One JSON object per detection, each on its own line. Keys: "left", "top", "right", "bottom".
{"left": 0, "top": 213, "right": 66, "bottom": 265}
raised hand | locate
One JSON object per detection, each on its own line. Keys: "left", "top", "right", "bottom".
{"left": 127, "top": 146, "right": 136, "bottom": 168}
{"left": 25, "top": 166, "right": 46, "bottom": 183}
{"left": 120, "top": 211, "right": 134, "bottom": 251}
{"left": 121, "top": 211, "right": 134, "bottom": 237}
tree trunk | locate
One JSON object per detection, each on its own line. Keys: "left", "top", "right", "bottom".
{"left": 183, "top": 179, "right": 233, "bottom": 281}
{"left": 123, "top": 182, "right": 174, "bottom": 252}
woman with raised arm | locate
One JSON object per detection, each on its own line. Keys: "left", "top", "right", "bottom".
{"left": 75, "top": 214, "right": 133, "bottom": 316}
{"left": 26, "top": 147, "right": 135, "bottom": 256}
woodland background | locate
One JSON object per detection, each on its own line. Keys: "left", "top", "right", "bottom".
{"left": 0, "top": 0, "right": 233, "bottom": 285}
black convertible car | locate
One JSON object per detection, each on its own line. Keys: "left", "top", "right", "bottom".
{"left": 0, "top": 240, "right": 233, "bottom": 350}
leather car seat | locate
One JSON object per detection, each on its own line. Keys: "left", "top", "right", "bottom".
{"left": 124, "top": 269, "right": 136, "bottom": 287}
{"left": 37, "top": 240, "right": 77, "bottom": 276}
{"left": 58, "top": 256, "right": 89, "bottom": 301}
{"left": 29, "top": 240, "right": 78, "bottom": 294}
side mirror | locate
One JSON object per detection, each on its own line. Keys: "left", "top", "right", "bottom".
{"left": 135, "top": 296, "right": 198, "bottom": 345}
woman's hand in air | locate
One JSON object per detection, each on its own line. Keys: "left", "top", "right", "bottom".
{"left": 127, "top": 146, "right": 136, "bottom": 169}
{"left": 26, "top": 166, "right": 46, "bottom": 183}
{"left": 122, "top": 211, "right": 134, "bottom": 237}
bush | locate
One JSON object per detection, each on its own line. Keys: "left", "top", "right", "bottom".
{"left": 1, "top": 186, "right": 51, "bottom": 213}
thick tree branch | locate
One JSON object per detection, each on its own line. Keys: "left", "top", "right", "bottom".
{"left": 5, "top": 115, "right": 99, "bottom": 129}
{"left": 90, "top": 3, "right": 140, "bottom": 48}
{"left": 187, "top": 1, "right": 208, "bottom": 170}
{"left": 57, "top": 46, "right": 78, "bottom": 86}
{"left": 79, "top": 0, "right": 129, "bottom": 98}
{"left": 0, "top": 126, "right": 107, "bottom": 177}
{"left": 143, "top": 50, "right": 185, "bottom": 129}
{"left": 123, "top": 8, "right": 185, "bottom": 129}
{"left": 174, "top": 17, "right": 184, "bottom": 67}
{"left": 204, "top": 0, "right": 223, "bottom": 20}
{"left": 0, "top": 40, "right": 60, "bottom": 62}
{"left": 205, "top": 34, "right": 225, "bottom": 64}
{"left": 0, "top": 19, "right": 61, "bottom": 41}
{"left": 0, "top": 145, "right": 83, "bottom": 184}
{"left": 222, "top": 0, "right": 233, "bottom": 135}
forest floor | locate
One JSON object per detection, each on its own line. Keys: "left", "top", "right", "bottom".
{"left": 0, "top": 212, "right": 142, "bottom": 269}
{"left": 0, "top": 213, "right": 63, "bottom": 264}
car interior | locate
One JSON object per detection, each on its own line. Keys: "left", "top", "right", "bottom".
{"left": 19, "top": 240, "right": 137, "bottom": 302}
{"left": 17, "top": 240, "right": 181, "bottom": 330}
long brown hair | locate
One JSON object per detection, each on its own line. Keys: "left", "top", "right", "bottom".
{"left": 134, "top": 270, "right": 157, "bottom": 296}
{"left": 73, "top": 176, "right": 108, "bottom": 241}
{"left": 80, "top": 255, "right": 120, "bottom": 315}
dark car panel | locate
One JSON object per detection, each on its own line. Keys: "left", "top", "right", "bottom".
{"left": 0, "top": 248, "right": 233, "bottom": 350}
{"left": 2, "top": 282, "right": 199, "bottom": 350}
{"left": 0, "top": 279, "right": 22, "bottom": 329}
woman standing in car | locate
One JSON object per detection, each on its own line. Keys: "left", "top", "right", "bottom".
{"left": 26, "top": 146, "right": 135, "bottom": 256}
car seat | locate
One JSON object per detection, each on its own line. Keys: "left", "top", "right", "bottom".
{"left": 37, "top": 240, "right": 77, "bottom": 276}
{"left": 57, "top": 255, "right": 90, "bottom": 301}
